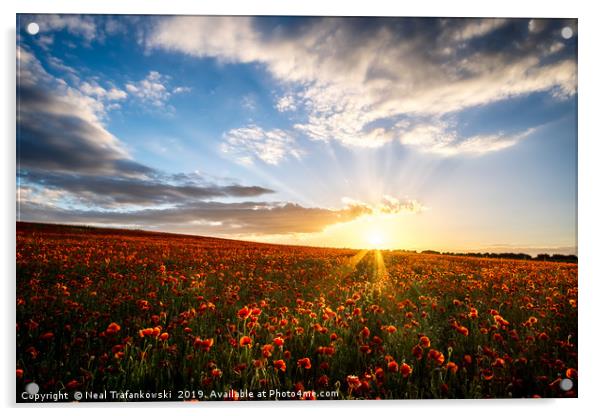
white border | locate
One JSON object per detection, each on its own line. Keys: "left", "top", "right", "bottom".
{"left": 2, "top": 1, "right": 601, "bottom": 415}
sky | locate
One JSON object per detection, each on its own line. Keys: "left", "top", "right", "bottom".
{"left": 16, "top": 15, "right": 577, "bottom": 254}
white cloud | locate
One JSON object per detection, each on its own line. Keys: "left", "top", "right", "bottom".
{"left": 342, "top": 195, "right": 424, "bottom": 215}
{"left": 147, "top": 17, "right": 576, "bottom": 153}
{"left": 32, "top": 14, "right": 98, "bottom": 42}
{"left": 276, "top": 95, "right": 297, "bottom": 112}
{"left": 125, "top": 71, "right": 170, "bottom": 107}
{"left": 173, "top": 86, "right": 191, "bottom": 94}
{"left": 126, "top": 71, "right": 188, "bottom": 108}
{"left": 79, "top": 81, "right": 127, "bottom": 101}
{"left": 241, "top": 94, "right": 257, "bottom": 111}
{"left": 399, "top": 120, "right": 536, "bottom": 156}
{"left": 444, "top": 18, "right": 508, "bottom": 42}
{"left": 221, "top": 125, "right": 303, "bottom": 165}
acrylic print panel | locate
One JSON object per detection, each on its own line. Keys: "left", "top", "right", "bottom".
{"left": 16, "top": 14, "right": 577, "bottom": 402}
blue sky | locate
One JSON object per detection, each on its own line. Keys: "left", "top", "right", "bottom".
{"left": 16, "top": 15, "right": 577, "bottom": 254}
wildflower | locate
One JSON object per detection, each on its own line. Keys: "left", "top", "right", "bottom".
{"left": 360, "top": 326, "right": 370, "bottom": 338}
{"left": 493, "top": 315, "right": 509, "bottom": 326}
{"left": 347, "top": 375, "right": 361, "bottom": 390}
{"left": 384, "top": 325, "right": 397, "bottom": 334}
{"left": 412, "top": 345, "right": 423, "bottom": 359}
{"left": 400, "top": 363, "right": 413, "bottom": 377}
{"left": 273, "top": 359, "right": 286, "bottom": 372}
{"left": 237, "top": 306, "right": 251, "bottom": 320}
{"left": 39, "top": 332, "right": 54, "bottom": 341}
{"left": 106, "top": 322, "right": 121, "bottom": 335}
{"left": 194, "top": 337, "right": 214, "bottom": 352}
{"left": 297, "top": 357, "right": 311, "bottom": 369}
{"left": 65, "top": 379, "right": 80, "bottom": 389}
{"left": 446, "top": 361, "right": 459, "bottom": 374}
{"left": 262, "top": 344, "right": 274, "bottom": 357}
{"left": 239, "top": 336, "right": 253, "bottom": 348}
{"left": 428, "top": 349, "right": 445, "bottom": 365}
{"left": 456, "top": 325, "right": 469, "bottom": 336}
{"left": 482, "top": 369, "right": 494, "bottom": 380}
{"left": 317, "top": 375, "right": 329, "bottom": 387}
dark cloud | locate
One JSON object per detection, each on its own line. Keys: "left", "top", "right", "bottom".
{"left": 17, "top": 200, "right": 372, "bottom": 235}
{"left": 17, "top": 82, "right": 153, "bottom": 177}
{"left": 19, "top": 170, "right": 275, "bottom": 207}
{"left": 16, "top": 46, "right": 274, "bottom": 211}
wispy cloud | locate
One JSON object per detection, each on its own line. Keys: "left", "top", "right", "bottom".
{"left": 28, "top": 14, "right": 99, "bottom": 43}
{"left": 19, "top": 170, "right": 275, "bottom": 209}
{"left": 341, "top": 195, "right": 425, "bottom": 216}
{"left": 148, "top": 17, "right": 576, "bottom": 153}
{"left": 126, "top": 71, "right": 175, "bottom": 108}
{"left": 398, "top": 120, "right": 536, "bottom": 156}
{"left": 221, "top": 125, "right": 303, "bottom": 165}
{"left": 19, "top": 195, "right": 423, "bottom": 236}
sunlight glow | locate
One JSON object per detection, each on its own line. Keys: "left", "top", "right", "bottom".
{"left": 366, "top": 229, "right": 385, "bottom": 249}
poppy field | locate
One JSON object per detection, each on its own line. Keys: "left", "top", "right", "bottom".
{"left": 16, "top": 222, "right": 578, "bottom": 401}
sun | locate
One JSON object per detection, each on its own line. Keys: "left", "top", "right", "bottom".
{"left": 366, "top": 228, "right": 386, "bottom": 249}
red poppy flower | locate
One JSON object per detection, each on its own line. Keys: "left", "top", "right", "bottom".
{"left": 262, "top": 344, "right": 274, "bottom": 357}
{"left": 492, "top": 358, "right": 505, "bottom": 368}
{"left": 65, "top": 379, "right": 80, "bottom": 389}
{"left": 400, "top": 363, "right": 413, "bottom": 378}
{"left": 194, "top": 337, "right": 214, "bottom": 352}
{"left": 384, "top": 325, "right": 397, "bottom": 334}
{"left": 273, "top": 359, "right": 286, "bottom": 372}
{"left": 106, "top": 322, "right": 121, "bottom": 335}
{"left": 446, "top": 361, "right": 458, "bottom": 374}
{"left": 237, "top": 306, "right": 251, "bottom": 320}
{"left": 359, "top": 326, "right": 370, "bottom": 338}
{"left": 39, "top": 331, "right": 54, "bottom": 341}
{"left": 347, "top": 375, "right": 361, "bottom": 390}
{"left": 456, "top": 325, "right": 469, "bottom": 336}
{"left": 482, "top": 369, "right": 494, "bottom": 380}
{"left": 317, "top": 375, "right": 329, "bottom": 387}
{"left": 412, "top": 345, "right": 423, "bottom": 359}
{"left": 359, "top": 344, "right": 372, "bottom": 354}
{"left": 297, "top": 357, "right": 311, "bottom": 369}
{"left": 239, "top": 336, "right": 253, "bottom": 348}
{"left": 419, "top": 336, "right": 431, "bottom": 348}
{"left": 428, "top": 349, "right": 445, "bottom": 365}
